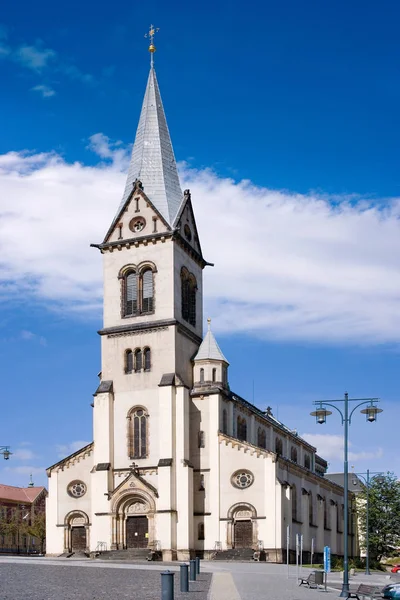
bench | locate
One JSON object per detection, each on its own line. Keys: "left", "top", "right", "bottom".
{"left": 347, "top": 584, "right": 383, "bottom": 600}
{"left": 298, "top": 573, "right": 319, "bottom": 589}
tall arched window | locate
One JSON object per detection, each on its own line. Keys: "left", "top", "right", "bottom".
{"left": 258, "top": 427, "right": 267, "bottom": 449}
{"left": 291, "top": 446, "right": 298, "bottom": 463}
{"left": 125, "top": 349, "right": 133, "bottom": 373}
{"left": 309, "top": 492, "right": 314, "bottom": 525}
{"left": 134, "top": 348, "right": 142, "bottom": 372}
{"left": 125, "top": 271, "right": 138, "bottom": 316}
{"left": 222, "top": 409, "right": 228, "bottom": 434}
{"left": 292, "top": 484, "right": 298, "bottom": 521}
{"left": 141, "top": 269, "right": 154, "bottom": 313}
{"left": 237, "top": 416, "right": 247, "bottom": 441}
{"left": 275, "top": 437, "right": 283, "bottom": 456}
{"left": 181, "top": 267, "right": 197, "bottom": 327}
{"left": 127, "top": 407, "right": 148, "bottom": 459}
{"left": 212, "top": 368, "right": 217, "bottom": 382}
{"left": 304, "top": 454, "right": 311, "bottom": 470}
{"left": 144, "top": 347, "right": 151, "bottom": 371}
{"left": 200, "top": 368, "right": 204, "bottom": 383}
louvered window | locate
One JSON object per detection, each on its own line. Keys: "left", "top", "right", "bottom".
{"left": 128, "top": 408, "right": 148, "bottom": 459}
{"left": 142, "top": 269, "right": 153, "bottom": 313}
{"left": 125, "top": 272, "right": 138, "bottom": 316}
{"left": 181, "top": 268, "right": 196, "bottom": 326}
{"left": 134, "top": 349, "right": 142, "bottom": 372}
{"left": 144, "top": 347, "right": 151, "bottom": 371}
{"left": 125, "top": 350, "right": 133, "bottom": 373}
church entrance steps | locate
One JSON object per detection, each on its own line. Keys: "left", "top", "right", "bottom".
{"left": 212, "top": 548, "right": 255, "bottom": 561}
{"left": 95, "top": 548, "right": 151, "bottom": 561}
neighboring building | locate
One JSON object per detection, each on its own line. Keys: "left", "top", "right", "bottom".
{"left": 46, "top": 46, "right": 350, "bottom": 562}
{"left": 326, "top": 472, "right": 363, "bottom": 558}
{"left": 0, "top": 480, "right": 47, "bottom": 554}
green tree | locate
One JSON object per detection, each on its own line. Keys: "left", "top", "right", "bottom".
{"left": 27, "top": 513, "right": 46, "bottom": 554}
{"left": 358, "top": 472, "right": 400, "bottom": 561}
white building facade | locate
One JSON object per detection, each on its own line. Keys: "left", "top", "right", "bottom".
{"left": 46, "top": 58, "right": 350, "bottom": 562}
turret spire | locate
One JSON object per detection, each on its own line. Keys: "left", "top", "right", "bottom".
{"left": 114, "top": 27, "right": 183, "bottom": 227}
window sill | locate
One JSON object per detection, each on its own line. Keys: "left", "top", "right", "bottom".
{"left": 292, "top": 519, "right": 303, "bottom": 524}
{"left": 324, "top": 527, "right": 332, "bottom": 531}
{"left": 309, "top": 523, "right": 318, "bottom": 528}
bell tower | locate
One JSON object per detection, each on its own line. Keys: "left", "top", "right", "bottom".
{"left": 90, "top": 27, "right": 210, "bottom": 559}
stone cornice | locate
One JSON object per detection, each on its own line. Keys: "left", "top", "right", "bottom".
{"left": 98, "top": 318, "right": 202, "bottom": 345}
{"left": 46, "top": 442, "right": 94, "bottom": 476}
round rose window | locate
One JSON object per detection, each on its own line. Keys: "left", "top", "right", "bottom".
{"left": 68, "top": 481, "right": 87, "bottom": 498}
{"left": 231, "top": 470, "right": 254, "bottom": 489}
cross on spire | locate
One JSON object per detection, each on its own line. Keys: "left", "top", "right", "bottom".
{"left": 145, "top": 24, "right": 159, "bottom": 66}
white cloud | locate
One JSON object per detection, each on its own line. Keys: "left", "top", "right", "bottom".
{"left": 55, "top": 441, "right": 91, "bottom": 458}
{"left": 15, "top": 44, "right": 56, "bottom": 71}
{"left": 12, "top": 448, "right": 38, "bottom": 461}
{"left": 20, "top": 330, "right": 47, "bottom": 346}
{"left": 31, "top": 84, "right": 56, "bottom": 98}
{"left": 5, "top": 465, "right": 45, "bottom": 476}
{"left": 1, "top": 135, "right": 400, "bottom": 345}
{"left": 302, "top": 433, "right": 383, "bottom": 462}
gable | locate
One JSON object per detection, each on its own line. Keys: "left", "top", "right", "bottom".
{"left": 104, "top": 185, "right": 171, "bottom": 244}
{"left": 174, "top": 192, "right": 202, "bottom": 257}
{"left": 111, "top": 469, "right": 158, "bottom": 499}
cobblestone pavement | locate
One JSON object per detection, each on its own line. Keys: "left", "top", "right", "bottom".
{"left": 0, "top": 562, "right": 211, "bottom": 600}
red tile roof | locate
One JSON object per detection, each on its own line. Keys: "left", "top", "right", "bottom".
{"left": 0, "top": 484, "right": 46, "bottom": 504}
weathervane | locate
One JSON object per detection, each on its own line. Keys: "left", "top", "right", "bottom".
{"left": 145, "top": 24, "right": 159, "bottom": 66}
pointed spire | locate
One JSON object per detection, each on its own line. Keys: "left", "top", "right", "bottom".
{"left": 115, "top": 34, "right": 183, "bottom": 226}
{"left": 28, "top": 473, "right": 34, "bottom": 487}
{"left": 194, "top": 318, "right": 229, "bottom": 363}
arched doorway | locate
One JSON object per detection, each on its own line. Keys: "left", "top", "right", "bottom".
{"left": 64, "top": 511, "right": 89, "bottom": 553}
{"left": 227, "top": 503, "right": 258, "bottom": 549}
{"left": 112, "top": 491, "right": 156, "bottom": 550}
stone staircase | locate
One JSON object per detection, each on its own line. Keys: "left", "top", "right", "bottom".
{"left": 213, "top": 548, "right": 255, "bottom": 561}
{"left": 95, "top": 548, "right": 151, "bottom": 561}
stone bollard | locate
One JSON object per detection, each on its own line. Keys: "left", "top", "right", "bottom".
{"left": 180, "top": 563, "right": 189, "bottom": 592}
{"left": 189, "top": 559, "right": 197, "bottom": 581}
{"left": 195, "top": 556, "right": 200, "bottom": 575}
{"left": 161, "top": 570, "right": 174, "bottom": 600}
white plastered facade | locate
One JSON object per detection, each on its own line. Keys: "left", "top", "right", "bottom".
{"left": 45, "top": 65, "right": 353, "bottom": 562}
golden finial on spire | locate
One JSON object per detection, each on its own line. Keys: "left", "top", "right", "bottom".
{"left": 145, "top": 24, "right": 159, "bottom": 65}
{"left": 207, "top": 317, "right": 212, "bottom": 330}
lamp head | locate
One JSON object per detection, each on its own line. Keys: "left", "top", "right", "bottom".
{"left": 361, "top": 404, "right": 383, "bottom": 423}
{"left": 310, "top": 407, "right": 332, "bottom": 425}
{"left": 3, "top": 449, "right": 10, "bottom": 460}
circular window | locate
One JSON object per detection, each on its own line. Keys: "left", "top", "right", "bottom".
{"left": 231, "top": 470, "right": 254, "bottom": 489}
{"left": 129, "top": 217, "right": 146, "bottom": 233}
{"left": 68, "top": 481, "right": 87, "bottom": 498}
{"left": 184, "top": 224, "right": 192, "bottom": 241}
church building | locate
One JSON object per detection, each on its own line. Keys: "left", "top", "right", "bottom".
{"left": 46, "top": 34, "right": 349, "bottom": 562}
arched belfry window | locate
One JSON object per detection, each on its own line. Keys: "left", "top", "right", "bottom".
{"left": 291, "top": 446, "right": 298, "bottom": 463}
{"left": 125, "top": 350, "right": 133, "bottom": 374}
{"left": 144, "top": 347, "right": 151, "bottom": 371}
{"left": 134, "top": 348, "right": 142, "bottom": 372}
{"left": 125, "top": 271, "right": 138, "bottom": 316}
{"left": 275, "top": 437, "right": 283, "bottom": 456}
{"left": 121, "top": 264, "right": 155, "bottom": 317}
{"left": 127, "top": 407, "right": 148, "bottom": 459}
{"left": 142, "top": 269, "right": 154, "bottom": 313}
{"left": 181, "top": 267, "right": 197, "bottom": 327}
{"left": 200, "top": 368, "right": 204, "bottom": 383}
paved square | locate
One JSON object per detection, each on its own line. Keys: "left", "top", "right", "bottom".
{"left": 0, "top": 562, "right": 211, "bottom": 600}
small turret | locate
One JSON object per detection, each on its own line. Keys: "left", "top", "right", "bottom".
{"left": 193, "top": 319, "right": 229, "bottom": 391}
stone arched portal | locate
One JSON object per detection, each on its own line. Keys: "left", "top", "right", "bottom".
{"left": 64, "top": 510, "right": 90, "bottom": 553}
{"left": 111, "top": 489, "right": 156, "bottom": 550}
{"left": 227, "top": 503, "right": 258, "bottom": 549}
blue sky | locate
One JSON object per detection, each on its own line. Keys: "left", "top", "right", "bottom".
{"left": 0, "top": 0, "right": 399, "bottom": 487}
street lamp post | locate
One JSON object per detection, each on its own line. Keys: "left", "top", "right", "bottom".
{"left": 310, "top": 393, "right": 382, "bottom": 598}
{"left": 0, "top": 446, "right": 12, "bottom": 460}
{"left": 352, "top": 469, "right": 384, "bottom": 576}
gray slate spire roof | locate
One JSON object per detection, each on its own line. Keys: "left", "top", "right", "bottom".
{"left": 194, "top": 319, "right": 229, "bottom": 363}
{"left": 117, "top": 66, "right": 183, "bottom": 226}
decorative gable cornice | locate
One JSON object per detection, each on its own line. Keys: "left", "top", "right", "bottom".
{"left": 46, "top": 442, "right": 94, "bottom": 476}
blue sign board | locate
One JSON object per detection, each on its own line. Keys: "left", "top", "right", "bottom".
{"left": 324, "top": 546, "right": 331, "bottom": 573}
